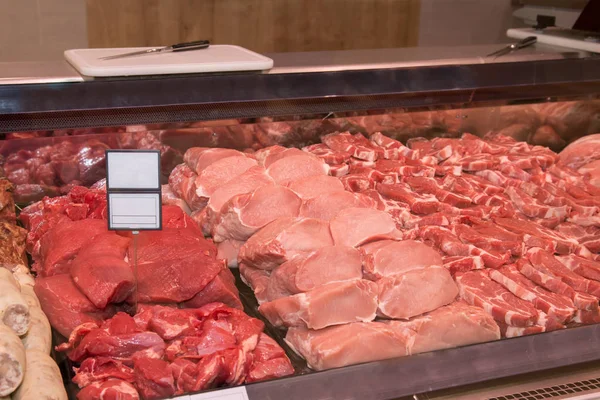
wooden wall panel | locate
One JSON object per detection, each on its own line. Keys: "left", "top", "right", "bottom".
{"left": 87, "top": 0, "right": 420, "bottom": 52}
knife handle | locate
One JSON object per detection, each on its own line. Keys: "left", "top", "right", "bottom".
{"left": 515, "top": 36, "right": 537, "bottom": 49}
{"left": 171, "top": 40, "right": 210, "bottom": 52}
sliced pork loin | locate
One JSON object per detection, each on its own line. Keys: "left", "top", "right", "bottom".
{"left": 285, "top": 322, "right": 411, "bottom": 371}
{"left": 238, "top": 217, "right": 334, "bottom": 270}
{"left": 286, "top": 175, "right": 345, "bottom": 200}
{"left": 255, "top": 146, "right": 306, "bottom": 167}
{"left": 193, "top": 155, "right": 258, "bottom": 208}
{"left": 266, "top": 154, "right": 330, "bottom": 185}
{"left": 239, "top": 263, "right": 271, "bottom": 305}
{"left": 212, "top": 186, "right": 302, "bottom": 242}
{"left": 266, "top": 245, "right": 363, "bottom": 301}
{"left": 299, "top": 191, "right": 377, "bottom": 221}
{"left": 183, "top": 147, "right": 248, "bottom": 175}
{"left": 259, "top": 279, "right": 378, "bottom": 329}
{"left": 330, "top": 207, "right": 403, "bottom": 248}
{"left": 217, "top": 239, "right": 245, "bottom": 268}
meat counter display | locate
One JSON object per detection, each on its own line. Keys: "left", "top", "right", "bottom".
{"left": 1, "top": 47, "right": 600, "bottom": 400}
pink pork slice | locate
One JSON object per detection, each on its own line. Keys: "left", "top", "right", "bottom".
{"left": 259, "top": 279, "right": 378, "bottom": 329}
{"left": 330, "top": 207, "right": 402, "bottom": 247}
{"left": 286, "top": 175, "right": 345, "bottom": 199}
{"left": 203, "top": 166, "right": 274, "bottom": 234}
{"left": 386, "top": 301, "right": 500, "bottom": 354}
{"left": 442, "top": 255, "right": 485, "bottom": 275}
{"left": 517, "top": 260, "right": 598, "bottom": 311}
{"left": 489, "top": 265, "right": 576, "bottom": 323}
{"left": 376, "top": 266, "right": 458, "bottom": 319}
{"left": 361, "top": 239, "right": 442, "bottom": 279}
{"left": 238, "top": 217, "right": 334, "bottom": 270}
{"left": 556, "top": 254, "right": 600, "bottom": 282}
{"left": 212, "top": 185, "right": 302, "bottom": 242}
{"left": 255, "top": 146, "right": 307, "bottom": 167}
{"left": 217, "top": 239, "right": 245, "bottom": 268}
{"left": 183, "top": 148, "right": 246, "bottom": 174}
{"left": 266, "top": 154, "right": 329, "bottom": 185}
{"left": 526, "top": 248, "right": 600, "bottom": 298}
{"left": 455, "top": 270, "right": 539, "bottom": 327}
{"left": 300, "top": 191, "right": 377, "bottom": 221}
{"left": 194, "top": 155, "right": 258, "bottom": 203}
{"left": 239, "top": 263, "right": 271, "bottom": 305}
{"left": 266, "top": 245, "right": 363, "bottom": 301}
{"left": 285, "top": 321, "right": 411, "bottom": 371}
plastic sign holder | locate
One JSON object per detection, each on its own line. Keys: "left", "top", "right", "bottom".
{"left": 106, "top": 150, "right": 162, "bottom": 231}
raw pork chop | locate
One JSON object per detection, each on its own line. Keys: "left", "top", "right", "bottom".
{"left": 386, "top": 301, "right": 500, "bottom": 354}
{"left": 266, "top": 245, "right": 363, "bottom": 301}
{"left": 255, "top": 146, "right": 306, "bottom": 167}
{"left": 131, "top": 229, "right": 223, "bottom": 303}
{"left": 239, "top": 263, "right": 271, "bottom": 304}
{"left": 70, "top": 233, "right": 135, "bottom": 309}
{"left": 526, "top": 248, "right": 600, "bottom": 298}
{"left": 285, "top": 322, "right": 411, "bottom": 371}
{"left": 361, "top": 239, "right": 442, "bottom": 279}
{"left": 330, "top": 207, "right": 402, "bottom": 247}
{"left": 217, "top": 239, "right": 245, "bottom": 268}
{"left": 238, "top": 217, "right": 334, "bottom": 270}
{"left": 300, "top": 191, "right": 376, "bottom": 221}
{"left": 517, "top": 260, "right": 598, "bottom": 311}
{"left": 194, "top": 155, "right": 258, "bottom": 206}
{"left": 259, "top": 280, "right": 378, "bottom": 329}
{"left": 203, "top": 166, "right": 274, "bottom": 234}
{"left": 266, "top": 154, "right": 329, "bottom": 185}
{"left": 212, "top": 185, "right": 302, "bottom": 242}
{"left": 376, "top": 266, "right": 458, "bottom": 319}
{"left": 35, "top": 218, "right": 107, "bottom": 277}
{"left": 183, "top": 147, "right": 246, "bottom": 174}
{"left": 286, "top": 175, "right": 345, "bottom": 199}
{"left": 556, "top": 254, "right": 600, "bottom": 282}
{"left": 168, "top": 164, "right": 203, "bottom": 211}
{"left": 455, "top": 270, "right": 539, "bottom": 327}
{"left": 34, "top": 274, "right": 106, "bottom": 337}
{"left": 489, "top": 265, "right": 576, "bottom": 323}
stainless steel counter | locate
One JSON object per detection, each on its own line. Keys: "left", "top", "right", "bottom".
{"left": 0, "top": 43, "right": 592, "bottom": 85}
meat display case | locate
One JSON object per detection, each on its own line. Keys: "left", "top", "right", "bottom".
{"left": 1, "top": 43, "right": 600, "bottom": 400}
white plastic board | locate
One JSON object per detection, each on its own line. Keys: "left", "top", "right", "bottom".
{"left": 64, "top": 45, "right": 274, "bottom": 77}
{"left": 507, "top": 28, "right": 600, "bottom": 54}
{"left": 108, "top": 192, "right": 161, "bottom": 230}
{"left": 106, "top": 151, "right": 160, "bottom": 190}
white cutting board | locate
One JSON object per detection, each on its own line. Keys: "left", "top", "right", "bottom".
{"left": 507, "top": 28, "right": 600, "bottom": 54}
{"left": 64, "top": 45, "right": 274, "bottom": 77}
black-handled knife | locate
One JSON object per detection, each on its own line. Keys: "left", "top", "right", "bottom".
{"left": 487, "top": 36, "right": 537, "bottom": 58}
{"left": 100, "top": 40, "right": 210, "bottom": 61}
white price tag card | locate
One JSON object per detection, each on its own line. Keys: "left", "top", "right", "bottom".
{"left": 106, "top": 150, "right": 160, "bottom": 190}
{"left": 188, "top": 387, "right": 249, "bottom": 400}
{"left": 108, "top": 192, "right": 161, "bottom": 230}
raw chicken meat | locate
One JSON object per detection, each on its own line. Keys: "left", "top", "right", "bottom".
{"left": 212, "top": 185, "right": 302, "bottom": 242}
{"left": 259, "top": 279, "right": 378, "bottom": 329}
{"left": 330, "top": 207, "right": 402, "bottom": 247}
{"left": 238, "top": 217, "right": 334, "bottom": 270}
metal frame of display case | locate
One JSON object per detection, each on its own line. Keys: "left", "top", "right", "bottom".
{"left": 2, "top": 45, "right": 600, "bottom": 399}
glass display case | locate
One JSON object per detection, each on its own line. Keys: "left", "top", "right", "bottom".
{"left": 1, "top": 44, "right": 600, "bottom": 400}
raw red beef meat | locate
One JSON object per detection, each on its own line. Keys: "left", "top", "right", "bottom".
{"left": 131, "top": 228, "right": 223, "bottom": 303}
{"left": 489, "top": 265, "right": 576, "bottom": 323}
{"left": 322, "top": 131, "right": 382, "bottom": 161}
{"left": 330, "top": 207, "right": 402, "bottom": 247}
{"left": 238, "top": 217, "right": 334, "bottom": 270}
{"left": 69, "top": 233, "right": 133, "bottom": 309}
{"left": 212, "top": 185, "right": 302, "bottom": 242}
{"left": 455, "top": 270, "right": 539, "bottom": 327}
{"left": 259, "top": 279, "right": 378, "bottom": 329}
{"left": 182, "top": 269, "right": 242, "bottom": 310}
{"left": 247, "top": 334, "right": 295, "bottom": 383}
{"left": 77, "top": 379, "right": 140, "bottom": 400}
{"left": 133, "top": 357, "right": 176, "bottom": 400}
{"left": 73, "top": 357, "right": 135, "bottom": 388}
{"left": 34, "top": 274, "right": 108, "bottom": 337}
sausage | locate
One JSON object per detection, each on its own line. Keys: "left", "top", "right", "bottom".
{"left": 0, "top": 324, "right": 26, "bottom": 396}
{"left": 0, "top": 268, "right": 30, "bottom": 335}
{"left": 11, "top": 265, "right": 35, "bottom": 288}
{"left": 21, "top": 305, "right": 52, "bottom": 354}
{"left": 12, "top": 350, "right": 68, "bottom": 400}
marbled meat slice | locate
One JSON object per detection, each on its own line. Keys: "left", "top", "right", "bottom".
{"left": 556, "top": 254, "right": 600, "bottom": 282}
{"left": 455, "top": 270, "right": 539, "bottom": 327}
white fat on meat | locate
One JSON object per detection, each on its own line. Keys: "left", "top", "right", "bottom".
{"left": 212, "top": 185, "right": 302, "bottom": 242}
{"left": 259, "top": 280, "right": 378, "bottom": 329}
{"left": 330, "top": 207, "right": 403, "bottom": 247}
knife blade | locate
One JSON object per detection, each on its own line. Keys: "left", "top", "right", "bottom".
{"left": 100, "top": 40, "right": 210, "bottom": 61}
{"left": 487, "top": 36, "right": 537, "bottom": 58}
